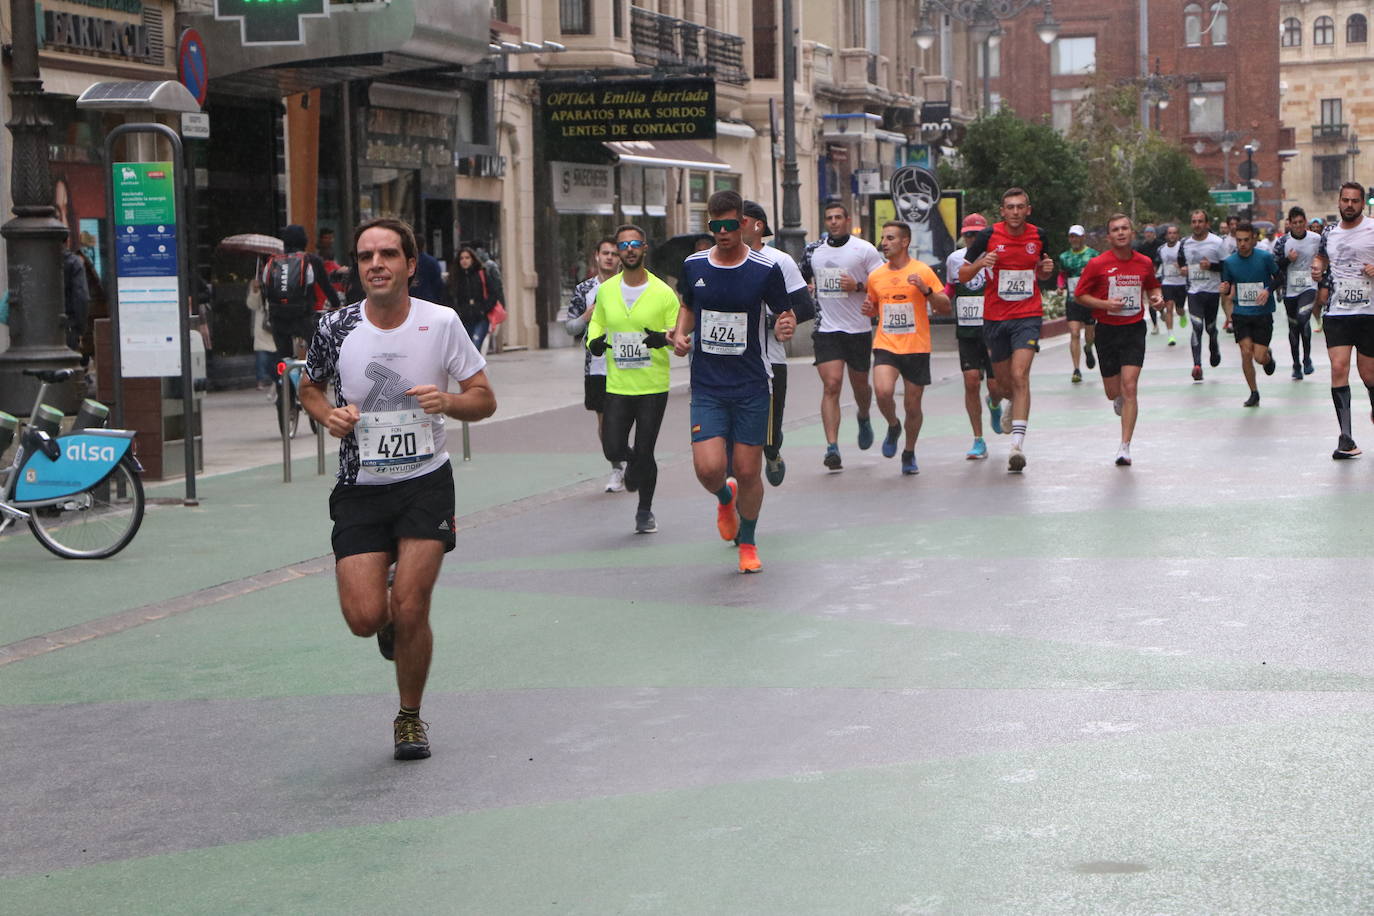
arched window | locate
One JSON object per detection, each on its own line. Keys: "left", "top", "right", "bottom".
{"left": 1348, "top": 14, "right": 1368, "bottom": 44}
{"left": 1184, "top": 3, "right": 1203, "bottom": 46}
{"left": 1281, "top": 17, "right": 1302, "bottom": 47}
{"left": 1210, "top": 1, "right": 1228, "bottom": 45}
{"left": 1315, "top": 15, "right": 1335, "bottom": 45}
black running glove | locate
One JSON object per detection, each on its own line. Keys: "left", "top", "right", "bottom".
{"left": 588, "top": 334, "right": 608, "bottom": 356}
{"left": 642, "top": 328, "right": 669, "bottom": 349}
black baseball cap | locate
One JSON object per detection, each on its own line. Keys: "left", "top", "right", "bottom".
{"left": 741, "top": 200, "right": 773, "bottom": 237}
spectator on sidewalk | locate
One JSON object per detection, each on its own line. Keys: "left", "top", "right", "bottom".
{"left": 447, "top": 245, "right": 501, "bottom": 351}
{"left": 411, "top": 236, "right": 447, "bottom": 305}
{"left": 245, "top": 277, "right": 275, "bottom": 391}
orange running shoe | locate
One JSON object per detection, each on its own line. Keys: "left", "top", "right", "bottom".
{"left": 716, "top": 477, "right": 739, "bottom": 541}
{"left": 737, "top": 543, "right": 761, "bottom": 573}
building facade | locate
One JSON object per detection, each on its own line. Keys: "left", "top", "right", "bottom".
{"left": 1278, "top": 0, "right": 1372, "bottom": 222}
{"left": 987, "top": 0, "right": 1286, "bottom": 220}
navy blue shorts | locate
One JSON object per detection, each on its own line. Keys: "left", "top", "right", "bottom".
{"left": 690, "top": 387, "right": 772, "bottom": 446}
{"left": 982, "top": 316, "right": 1043, "bottom": 364}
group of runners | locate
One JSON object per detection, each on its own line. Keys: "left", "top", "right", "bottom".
{"left": 288, "top": 180, "right": 1374, "bottom": 761}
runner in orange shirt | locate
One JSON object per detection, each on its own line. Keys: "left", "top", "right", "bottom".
{"left": 863, "top": 220, "right": 950, "bottom": 474}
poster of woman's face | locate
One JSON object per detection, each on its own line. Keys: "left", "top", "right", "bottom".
{"left": 54, "top": 176, "right": 77, "bottom": 248}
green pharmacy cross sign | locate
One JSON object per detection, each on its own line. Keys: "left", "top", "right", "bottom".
{"left": 215, "top": 0, "right": 328, "bottom": 46}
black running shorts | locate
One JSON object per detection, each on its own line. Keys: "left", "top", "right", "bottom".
{"left": 1065, "top": 299, "right": 1097, "bottom": 325}
{"left": 329, "top": 461, "right": 456, "bottom": 559}
{"left": 1231, "top": 313, "right": 1275, "bottom": 347}
{"left": 812, "top": 330, "right": 873, "bottom": 372}
{"left": 1323, "top": 314, "right": 1374, "bottom": 356}
{"left": 872, "top": 349, "right": 932, "bottom": 386}
{"left": 957, "top": 335, "right": 993, "bottom": 376}
{"left": 584, "top": 373, "right": 607, "bottom": 413}
{"left": 1094, "top": 320, "right": 1147, "bottom": 378}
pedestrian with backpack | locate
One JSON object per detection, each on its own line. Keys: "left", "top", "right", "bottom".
{"left": 263, "top": 224, "right": 341, "bottom": 359}
{"left": 447, "top": 245, "right": 502, "bottom": 351}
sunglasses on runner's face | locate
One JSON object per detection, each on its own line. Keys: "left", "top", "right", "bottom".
{"left": 708, "top": 219, "right": 741, "bottom": 233}
{"left": 617, "top": 240, "right": 645, "bottom": 250}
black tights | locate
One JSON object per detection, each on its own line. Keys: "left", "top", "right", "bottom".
{"left": 1188, "top": 292, "right": 1220, "bottom": 366}
{"left": 1286, "top": 292, "right": 1315, "bottom": 368}
{"left": 602, "top": 392, "right": 668, "bottom": 512}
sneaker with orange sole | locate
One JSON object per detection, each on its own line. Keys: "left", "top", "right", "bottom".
{"left": 716, "top": 477, "right": 739, "bottom": 541}
{"left": 738, "top": 543, "right": 761, "bottom": 573}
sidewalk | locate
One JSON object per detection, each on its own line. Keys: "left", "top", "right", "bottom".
{"left": 195, "top": 345, "right": 695, "bottom": 479}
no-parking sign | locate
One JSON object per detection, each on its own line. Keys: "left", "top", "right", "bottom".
{"left": 178, "top": 29, "right": 208, "bottom": 108}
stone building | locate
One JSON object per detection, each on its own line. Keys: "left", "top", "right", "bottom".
{"left": 1278, "top": 0, "right": 1372, "bottom": 221}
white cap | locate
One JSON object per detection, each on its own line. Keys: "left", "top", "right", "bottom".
{"left": 1068, "top": 224, "right": 1085, "bottom": 236}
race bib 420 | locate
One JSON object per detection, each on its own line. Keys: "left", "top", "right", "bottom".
{"left": 358, "top": 409, "right": 435, "bottom": 473}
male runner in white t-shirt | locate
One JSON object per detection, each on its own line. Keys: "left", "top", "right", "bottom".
{"left": 804, "top": 202, "right": 884, "bottom": 470}
{"left": 301, "top": 217, "right": 496, "bottom": 761}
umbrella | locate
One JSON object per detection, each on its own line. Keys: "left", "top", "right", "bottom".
{"left": 217, "top": 233, "right": 283, "bottom": 256}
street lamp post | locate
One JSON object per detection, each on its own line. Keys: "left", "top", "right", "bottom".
{"left": 0, "top": 0, "right": 80, "bottom": 415}
{"left": 777, "top": 0, "right": 805, "bottom": 265}
{"left": 913, "top": 0, "right": 1061, "bottom": 116}
{"left": 1347, "top": 131, "right": 1361, "bottom": 182}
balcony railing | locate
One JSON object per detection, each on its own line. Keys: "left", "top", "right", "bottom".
{"left": 1313, "top": 123, "right": 1349, "bottom": 142}
{"left": 631, "top": 7, "right": 748, "bottom": 85}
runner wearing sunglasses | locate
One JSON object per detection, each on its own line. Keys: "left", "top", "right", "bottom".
{"left": 671, "top": 190, "right": 797, "bottom": 573}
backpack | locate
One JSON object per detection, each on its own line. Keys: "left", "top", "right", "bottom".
{"left": 263, "top": 252, "right": 314, "bottom": 320}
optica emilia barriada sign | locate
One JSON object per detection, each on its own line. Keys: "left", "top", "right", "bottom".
{"left": 112, "top": 162, "right": 181, "bottom": 377}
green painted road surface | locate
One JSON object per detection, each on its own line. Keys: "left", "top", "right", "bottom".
{"left": 3, "top": 335, "right": 1373, "bottom": 914}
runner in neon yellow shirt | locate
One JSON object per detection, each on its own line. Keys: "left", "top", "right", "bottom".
{"left": 587, "top": 224, "right": 682, "bottom": 533}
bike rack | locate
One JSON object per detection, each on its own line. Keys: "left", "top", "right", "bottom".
{"left": 277, "top": 359, "right": 325, "bottom": 483}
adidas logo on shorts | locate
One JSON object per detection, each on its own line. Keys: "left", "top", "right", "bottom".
{"left": 437, "top": 519, "right": 450, "bottom": 532}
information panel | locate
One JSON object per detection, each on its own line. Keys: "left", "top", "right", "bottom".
{"left": 542, "top": 78, "right": 716, "bottom": 143}
{"left": 112, "top": 161, "right": 181, "bottom": 377}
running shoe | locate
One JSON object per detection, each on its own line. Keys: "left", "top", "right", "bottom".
{"left": 1192, "top": 365, "right": 1203, "bottom": 382}
{"left": 623, "top": 459, "right": 640, "bottom": 493}
{"left": 1224, "top": 319, "right": 1233, "bottom": 333}
{"left": 1071, "top": 368, "right": 1082, "bottom": 383}
{"left": 999, "top": 402, "right": 1013, "bottom": 435}
{"left": 1168, "top": 336, "right": 1177, "bottom": 346}
{"left": 1292, "top": 365, "right": 1304, "bottom": 381}
{"left": 901, "top": 450, "right": 919, "bottom": 475}
{"left": 1084, "top": 346, "right": 1096, "bottom": 370}
{"left": 966, "top": 437, "right": 988, "bottom": 460}
{"left": 1178, "top": 311, "right": 1188, "bottom": 328}
{"left": 1113, "top": 395, "right": 1125, "bottom": 417}
{"left": 857, "top": 415, "right": 875, "bottom": 450}
{"left": 394, "top": 715, "right": 431, "bottom": 761}
{"left": 1263, "top": 355, "right": 1277, "bottom": 376}
{"left": 377, "top": 622, "right": 396, "bottom": 661}
{"left": 716, "top": 477, "right": 739, "bottom": 541}
{"left": 738, "top": 543, "right": 762, "bottom": 574}
{"left": 1333, "top": 436, "right": 1362, "bottom": 459}
{"left": 1209, "top": 344, "right": 1222, "bottom": 368}
{"left": 765, "top": 454, "right": 786, "bottom": 487}
{"left": 635, "top": 510, "right": 657, "bottom": 534}
{"left": 988, "top": 397, "right": 1004, "bottom": 435}
{"left": 1304, "top": 358, "right": 1315, "bottom": 375}
{"left": 881, "top": 422, "right": 902, "bottom": 458}
{"left": 1243, "top": 391, "right": 1260, "bottom": 408}
{"left": 1007, "top": 446, "right": 1026, "bottom": 473}
{"left": 1151, "top": 323, "right": 1160, "bottom": 335}
{"left": 605, "top": 464, "right": 625, "bottom": 493}
{"left": 823, "top": 444, "right": 842, "bottom": 470}
{"left": 1115, "top": 444, "right": 1132, "bottom": 467}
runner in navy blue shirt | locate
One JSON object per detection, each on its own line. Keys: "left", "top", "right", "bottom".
{"left": 672, "top": 190, "right": 795, "bottom": 574}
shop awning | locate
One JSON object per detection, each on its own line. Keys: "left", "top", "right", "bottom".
{"left": 180, "top": 0, "right": 488, "bottom": 98}
{"left": 603, "top": 140, "right": 731, "bottom": 172}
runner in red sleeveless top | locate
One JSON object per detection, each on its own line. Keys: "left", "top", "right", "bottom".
{"left": 958, "top": 188, "right": 1055, "bottom": 473}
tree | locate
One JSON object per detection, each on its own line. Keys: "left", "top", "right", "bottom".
{"left": 1066, "top": 76, "right": 1217, "bottom": 229}
{"left": 937, "top": 108, "right": 1088, "bottom": 245}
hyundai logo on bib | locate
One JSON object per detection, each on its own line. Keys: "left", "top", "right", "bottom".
{"left": 65, "top": 441, "right": 118, "bottom": 463}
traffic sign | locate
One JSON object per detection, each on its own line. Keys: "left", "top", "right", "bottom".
{"left": 177, "top": 29, "right": 208, "bottom": 107}
{"left": 1209, "top": 189, "right": 1254, "bottom": 206}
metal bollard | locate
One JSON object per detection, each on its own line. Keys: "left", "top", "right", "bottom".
{"left": 462, "top": 420, "right": 471, "bottom": 461}
{"left": 317, "top": 414, "right": 326, "bottom": 475}
{"left": 278, "top": 358, "right": 309, "bottom": 483}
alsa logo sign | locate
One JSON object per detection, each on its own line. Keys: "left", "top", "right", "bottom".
{"left": 66, "top": 441, "right": 118, "bottom": 463}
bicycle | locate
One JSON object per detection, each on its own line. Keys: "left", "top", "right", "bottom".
{"left": 0, "top": 368, "right": 145, "bottom": 559}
